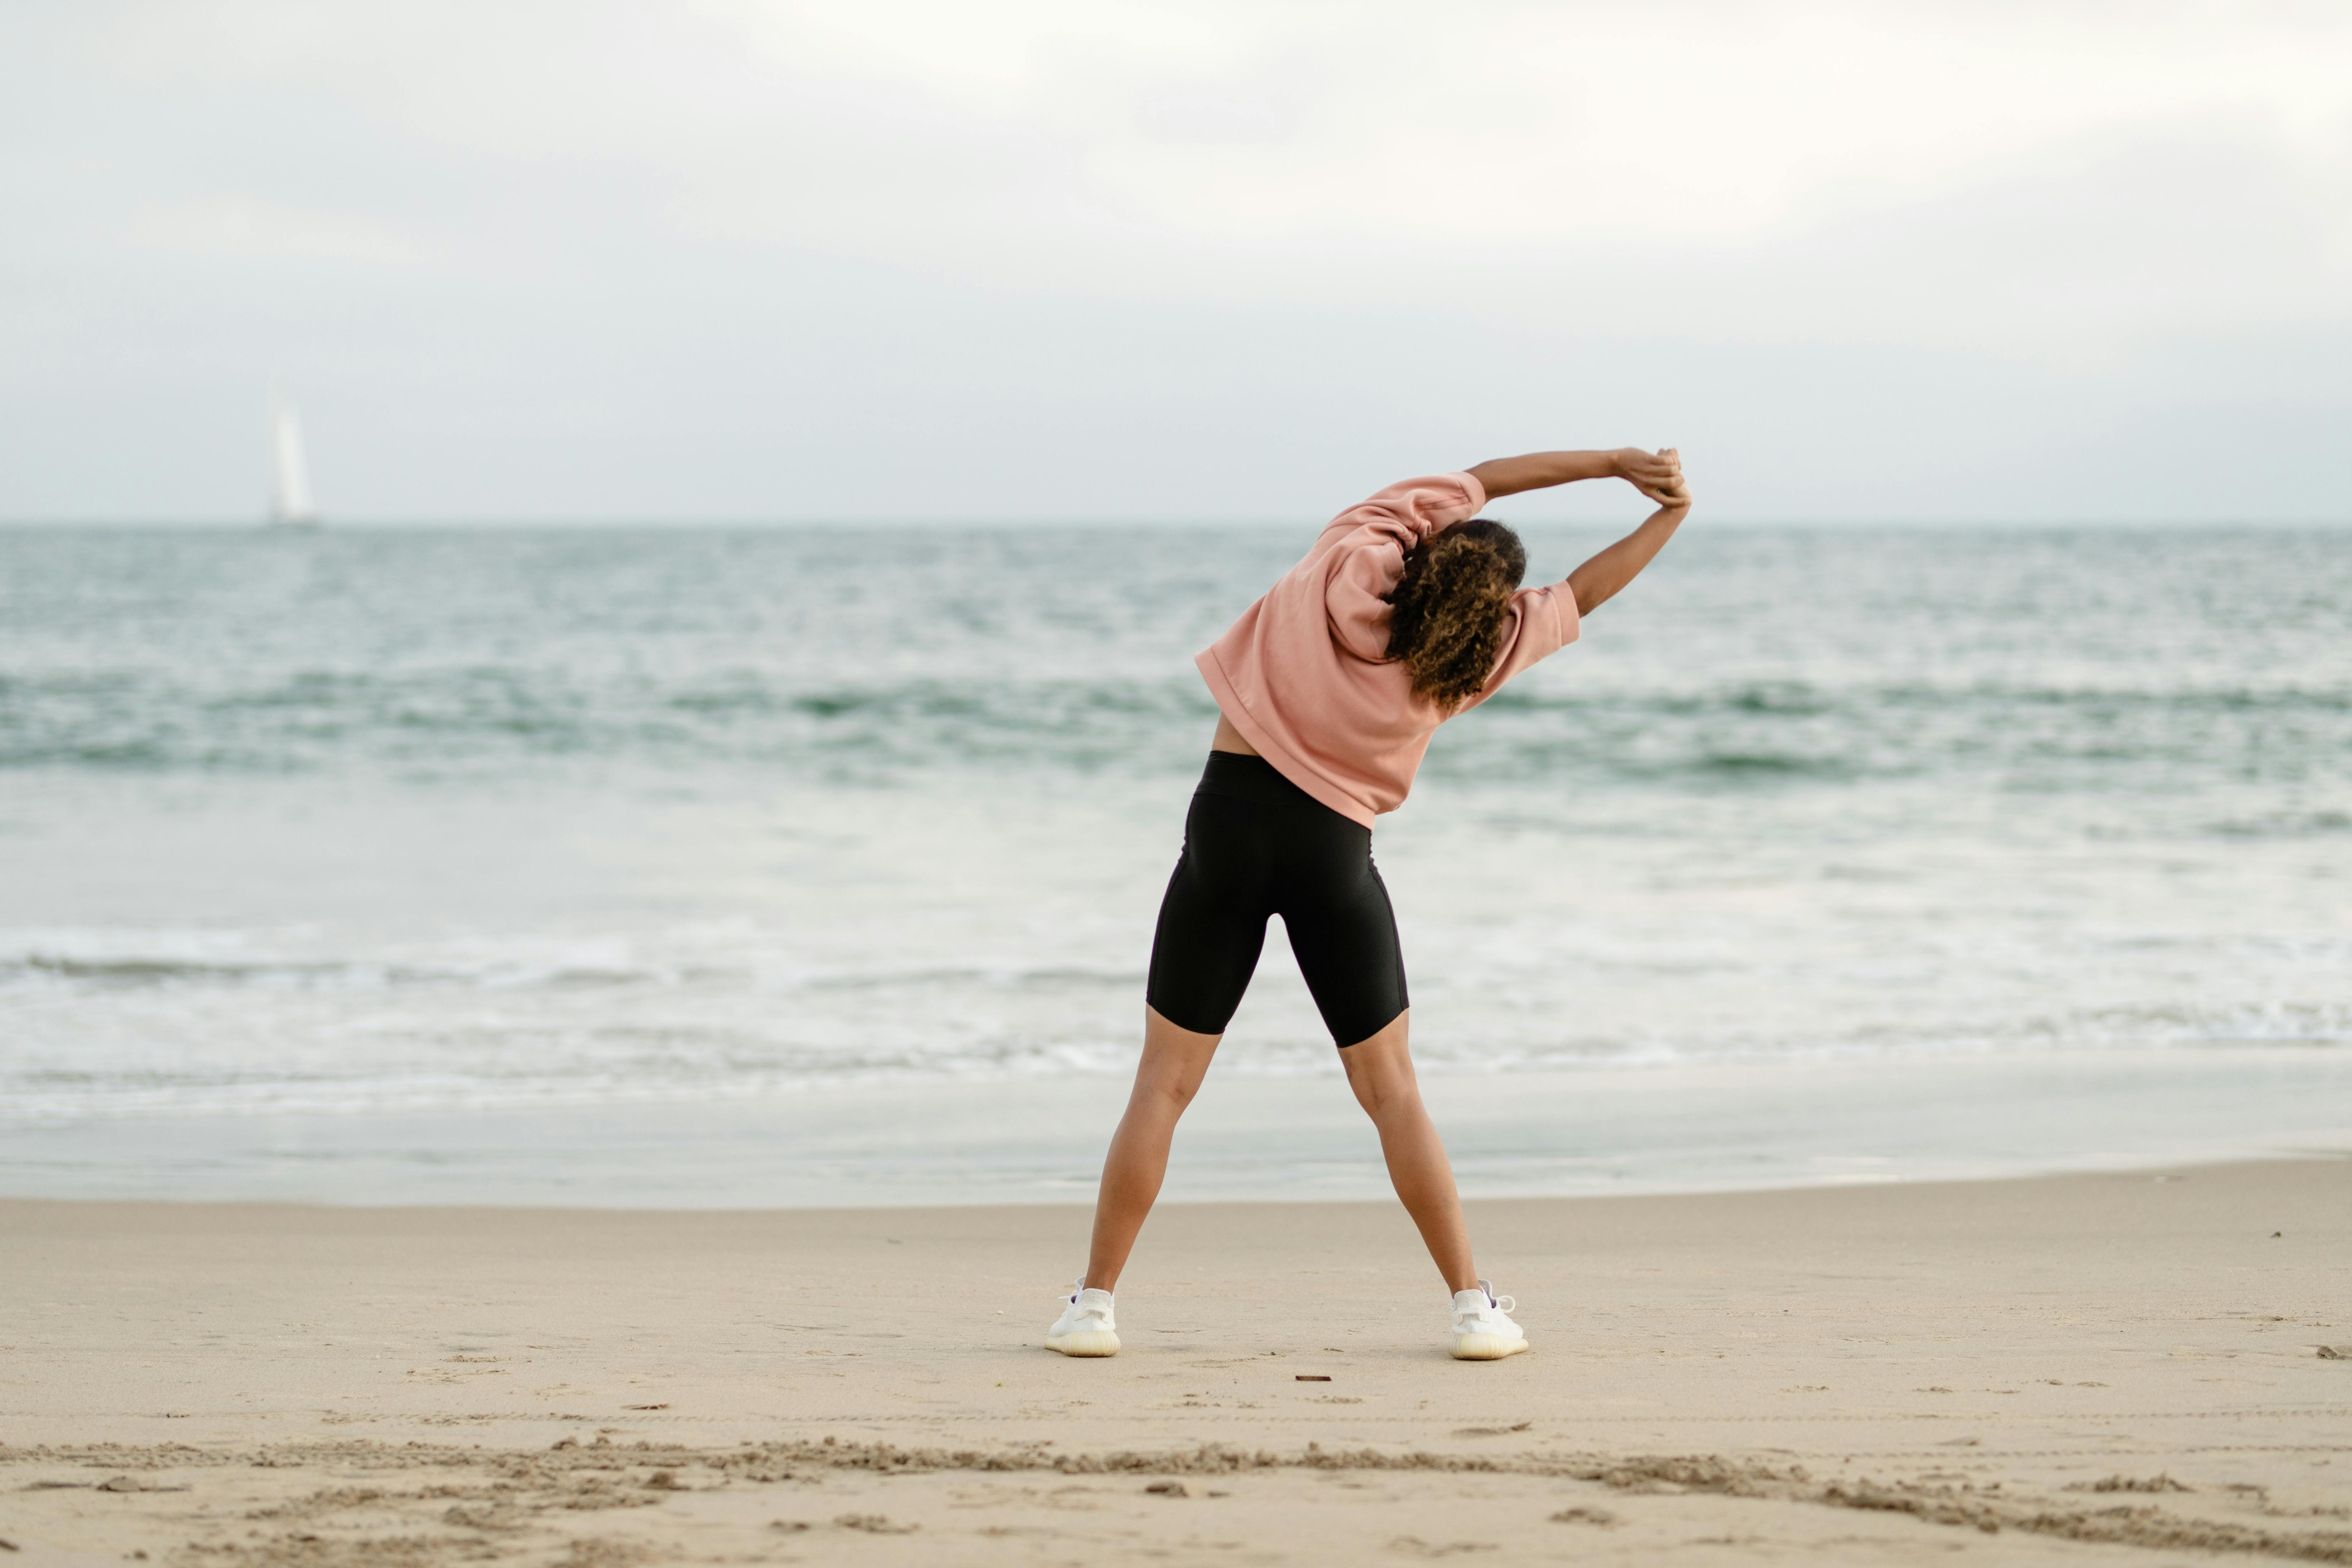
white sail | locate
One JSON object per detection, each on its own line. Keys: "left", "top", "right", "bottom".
{"left": 269, "top": 392, "right": 318, "bottom": 526}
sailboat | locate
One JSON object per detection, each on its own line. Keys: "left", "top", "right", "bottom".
{"left": 267, "top": 388, "right": 320, "bottom": 527}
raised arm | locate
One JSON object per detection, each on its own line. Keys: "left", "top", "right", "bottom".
{"left": 1564, "top": 451, "right": 1691, "bottom": 616}
{"left": 1466, "top": 447, "right": 1684, "bottom": 503}
{"left": 1465, "top": 445, "right": 1693, "bottom": 615}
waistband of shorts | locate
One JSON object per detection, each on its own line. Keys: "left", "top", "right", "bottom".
{"left": 1192, "top": 750, "right": 1339, "bottom": 814}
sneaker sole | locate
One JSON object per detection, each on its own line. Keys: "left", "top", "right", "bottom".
{"left": 1451, "top": 1334, "right": 1529, "bottom": 1361}
{"left": 1046, "top": 1330, "right": 1121, "bottom": 1357}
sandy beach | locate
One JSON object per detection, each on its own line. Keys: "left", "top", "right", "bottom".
{"left": 4, "top": 1158, "right": 2348, "bottom": 1564}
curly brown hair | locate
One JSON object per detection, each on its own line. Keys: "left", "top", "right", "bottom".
{"left": 1383, "top": 517, "right": 1528, "bottom": 711}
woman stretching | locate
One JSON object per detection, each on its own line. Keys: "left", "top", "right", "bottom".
{"left": 1048, "top": 447, "right": 1693, "bottom": 1361}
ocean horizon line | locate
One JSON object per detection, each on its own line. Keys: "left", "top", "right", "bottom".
{"left": 6, "top": 513, "right": 2350, "bottom": 532}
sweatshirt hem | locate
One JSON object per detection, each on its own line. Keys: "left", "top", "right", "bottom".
{"left": 1193, "top": 651, "right": 1382, "bottom": 829}
{"left": 1552, "top": 577, "right": 1581, "bottom": 645}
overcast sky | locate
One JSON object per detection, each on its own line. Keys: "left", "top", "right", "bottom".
{"left": 4, "top": 0, "right": 2348, "bottom": 521}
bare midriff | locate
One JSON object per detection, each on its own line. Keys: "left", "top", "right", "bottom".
{"left": 1210, "top": 713, "right": 1259, "bottom": 756}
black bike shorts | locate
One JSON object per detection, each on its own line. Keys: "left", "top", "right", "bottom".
{"left": 1144, "top": 751, "right": 1408, "bottom": 1048}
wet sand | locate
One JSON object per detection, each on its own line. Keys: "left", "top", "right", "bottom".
{"left": 4, "top": 1158, "right": 2349, "bottom": 1564}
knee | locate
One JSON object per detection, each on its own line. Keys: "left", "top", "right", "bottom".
{"left": 1350, "top": 1074, "right": 1420, "bottom": 1123}
{"left": 1136, "top": 1071, "right": 1203, "bottom": 1115}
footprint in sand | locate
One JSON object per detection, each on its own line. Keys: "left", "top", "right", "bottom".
{"left": 1550, "top": 1507, "right": 1619, "bottom": 1528}
{"left": 1387, "top": 1537, "right": 1497, "bottom": 1557}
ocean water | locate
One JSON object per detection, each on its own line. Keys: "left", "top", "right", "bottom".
{"left": 2, "top": 521, "right": 2347, "bottom": 1205}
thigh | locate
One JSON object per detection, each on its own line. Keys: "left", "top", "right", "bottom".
{"left": 1143, "top": 793, "right": 1274, "bottom": 1037}
{"left": 1279, "top": 819, "right": 1410, "bottom": 1049}
{"left": 1336, "top": 1009, "right": 1418, "bottom": 1114}
{"left": 1135, "top": 1004, "right": 1225, "bottom": 1104}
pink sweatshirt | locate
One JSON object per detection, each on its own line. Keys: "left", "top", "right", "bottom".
{"left": 1194, "top": 472, "right": 1581, "bottom": 827}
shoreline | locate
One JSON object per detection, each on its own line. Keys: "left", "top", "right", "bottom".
{"left": 6, "top": 1158, "right": 2348, "bottom": 1562}
{"left": 9, "top": 1045, "right": 2349, "bottom": 1211}
{"left": 1, "top": 1139, "right": 2348, "bottom": 1216}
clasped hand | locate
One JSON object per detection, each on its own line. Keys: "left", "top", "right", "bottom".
{"left": 1611, "top": 447, "right": 1690, "bottom": 508}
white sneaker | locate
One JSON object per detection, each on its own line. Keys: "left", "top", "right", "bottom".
{"left": 1450, "top": 1280, "right": 1528, "bottom": 1360}
{"left": 1046, "top": 1280, "right": 1121, "bottom": 1357}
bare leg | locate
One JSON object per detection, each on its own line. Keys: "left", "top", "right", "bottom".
{"left": 1083, "top": 1006, "right": 1223, "bottom": 1293}
{"left": 1340, "top": 1010, "right": 1479, "bottom": 1294}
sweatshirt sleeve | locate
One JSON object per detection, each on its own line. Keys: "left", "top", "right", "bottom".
{"left": 1459, "top": 580, "right": 1582, "bottom": 708}
{"left": 1305, "top": 472, "right": 1487, "bottom": 565}
{"left": 1320, "top": 472, "right": 1488, "bottom": 662}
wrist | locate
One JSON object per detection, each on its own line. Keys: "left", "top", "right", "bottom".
{"left": 1552, "top": 451, "right": 1615, "bottom": 484}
